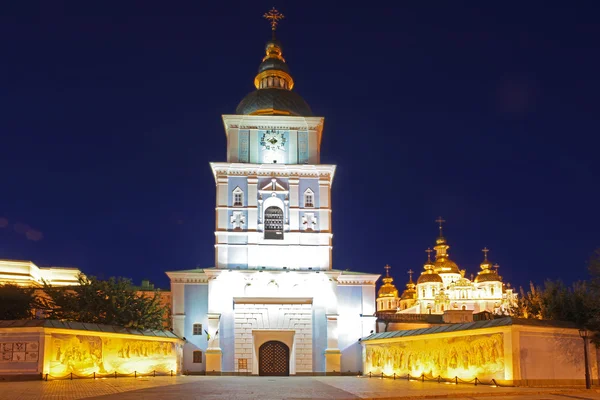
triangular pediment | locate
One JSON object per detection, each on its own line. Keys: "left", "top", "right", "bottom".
{"left": 260, "top": 178, "right": 287, "bottom": 192}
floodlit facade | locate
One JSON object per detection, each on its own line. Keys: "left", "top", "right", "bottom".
{"left": 166, "top": 14, "right": 379, "bottom": 376}
{"left": 0, "top": 259, "right": 81, "bottom": 287}
{"left": 376, "top": 223, "right": 517, "bottom": 316}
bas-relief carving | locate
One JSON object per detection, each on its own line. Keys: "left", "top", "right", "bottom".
{"left": 365, "top": 333, "right": 504, "bottom": 380}
{"left": 0, "top": 341, "right": 39, "bottom": 362}
{"left": 49, "top": 333, "right": 177, "bottom": 377}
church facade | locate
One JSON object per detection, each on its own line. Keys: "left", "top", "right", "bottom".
{"left": 166, "top": 12, "right": 378, "bottom": 376}
{"left": 376, "top": 221, "right": 517, "bottom": 317}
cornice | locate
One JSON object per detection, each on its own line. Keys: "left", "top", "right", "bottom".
{"left": 337, "top": 274, "right": 380, "bottom": 286}
{"left": 222, "top": 115, "right": 324, "bottom": 134}
{"left": 210, "top": 162, "right": 336, "bottom": 183}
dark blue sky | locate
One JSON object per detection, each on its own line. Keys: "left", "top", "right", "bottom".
{"left": 1, "top": 2, "right": 598, "bottom": 291}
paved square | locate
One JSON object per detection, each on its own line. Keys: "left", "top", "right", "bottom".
{"left": 1, "top": 376, "right": 600, "bottom": 400}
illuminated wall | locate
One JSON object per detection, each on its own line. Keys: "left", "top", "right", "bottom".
{"left": 364, "top": 333, "right": 505, "bottom": 381}
{"left": 49, "top": 333, "right": 178, "bottom": 377}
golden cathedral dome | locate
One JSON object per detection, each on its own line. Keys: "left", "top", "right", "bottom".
{"left": 377, "top": 265, "right": 398, "bottom": 298}
{"left": 400, "top": 269, "right": 417, "bottom": 300}
{"left": 434, "top": 258, "right": 461, "bottom": 274}
{"left": 417, "top": 248, "right": 443, "bottom": 284}
{"left": 474, "top": 248, "right": 502, "bottom": 283}
{"left": 417, "top": 273, "right": 443, "bottom": 284}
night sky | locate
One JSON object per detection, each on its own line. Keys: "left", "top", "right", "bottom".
{"left": 1, "top": 2, "right": 599, "bottom": 291}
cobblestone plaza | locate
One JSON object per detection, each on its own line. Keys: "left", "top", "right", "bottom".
{"left": 2, "top": 376, "right": 600, "bottom": 400}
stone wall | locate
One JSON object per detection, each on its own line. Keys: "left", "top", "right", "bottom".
{"left": 233, "top": 303, "right": 312, "bottom": 374}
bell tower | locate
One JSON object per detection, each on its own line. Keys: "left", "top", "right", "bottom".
{"left": 210, "top": 9, "right": 336, "bottom": 270}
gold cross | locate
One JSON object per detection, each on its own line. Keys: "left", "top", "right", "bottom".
{"left": 425, "top": 248, "right": 433, "bottom": 261}
{"left": 407, "top": 269, "right": 414, "bottom": 281}
{"left": 482, "top": 247, "right": 489, "bottom": 261}
{"left": 384, "top": 264, "right": 391, "bottom": 277}
{"left": 264, "top": 7, "right": 285, "bottom": 33}
{"left": 435, "top": 216, "right": 445, "bottom": 235}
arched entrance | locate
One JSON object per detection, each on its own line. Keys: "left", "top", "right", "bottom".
{"left": 258, "top": 340, "right": 289, "bottom": 376}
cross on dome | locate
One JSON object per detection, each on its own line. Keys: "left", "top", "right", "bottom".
{"left": 384, "top": 264, "right": 391, "bottom": 277}
{"left": 482, "top": 247, "right": 490, "bottom": 261}
{"left": 435, "top": 216, "right": 445, "bottom": 236}
{"left": 425, "top": 248, "right": 433, "bottom": 261}
{"left": 263, "top": 7, "right": 285, "bottom": 37}
{"left": 407, "top": 269, "right": 414, "bottom": 281}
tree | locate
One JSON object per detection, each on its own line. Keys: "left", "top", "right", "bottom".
{"left": 40, "top": 274, "right": 169, "bottom": 330}
{"left": 0, "top": 284, "right": 38, "bottom": 320}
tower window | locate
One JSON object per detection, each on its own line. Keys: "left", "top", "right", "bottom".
{"left": 233, "top": 187, "right": 244, "bottom": 207}
{"left": 193, "top": 350, "right": 202, "bottom": 363}
{"left": 304, "top": 189, "right": 314, "bottom": 208}
{"left": 264, "top": 206, "right": 284, "bottom": 239}
{"left": 193, "top": 323, "right": 202, "bottom": 335}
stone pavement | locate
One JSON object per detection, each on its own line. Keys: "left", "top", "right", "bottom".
{"left": 1, "top": 376, "right": 600, "bottom": 400}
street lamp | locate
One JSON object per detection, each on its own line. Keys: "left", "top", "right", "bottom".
{"left": 578, "top": 328, "right": 591, "bottom": 389}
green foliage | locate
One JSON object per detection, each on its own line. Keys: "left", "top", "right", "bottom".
{"left": 0, "top": 283, "right": 38, "bottom": 320}
{"left": 40, "top": 274, "right": 169, "bottom": 330}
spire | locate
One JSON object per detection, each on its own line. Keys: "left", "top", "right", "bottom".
{"left": 435, "top": 216, "right": 446, "bottom": 239}
{"left": 377, "top": 264, "right": 398, "bottom": 299}
{"left": 433, "top": 218, "right": 449, "bottom": 259}
{"left": 236, "top": 8, "right": 313, "bottom": 116}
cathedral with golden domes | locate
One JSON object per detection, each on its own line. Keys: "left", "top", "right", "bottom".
{"left": 376, "top": 218, "right": 517, "bottom": 316}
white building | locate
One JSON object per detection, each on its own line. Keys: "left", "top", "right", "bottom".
{"left": 376, "top": 221, "right": 517, "bottom": 316}
{"left": 0, "top": 259, "right": 81, "bottom": 287}
{"left": 166, "top": 18, "right": 378, "bottom": 376}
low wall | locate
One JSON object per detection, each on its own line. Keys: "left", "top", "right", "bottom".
{"left": 0, "top": 321, "right": 183, "bottom": 380}
{"left": 362, "top": 319, "right": 599, "bottom": 387}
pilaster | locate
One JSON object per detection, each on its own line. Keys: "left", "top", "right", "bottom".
{"left": 325, "top": 314, "right": 341, "bottom": 373}
{"left": 206, "top": 313, "right": 222, "bottom": 374}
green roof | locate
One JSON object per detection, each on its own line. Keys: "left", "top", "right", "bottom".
{"left": 0, "top": 320, "right": 180, "bottom": 339}
{"left": 165, "top": 268, "right": 206, "bottom": 274}
{"left": 362, "top": 317, "right": 579, "bottom": 341}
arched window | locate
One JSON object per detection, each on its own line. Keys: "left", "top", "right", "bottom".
{"left": 264, "top": 206, "right": 284, "bottom": 239}
{"left": 422, "top": 289, "right": 426, "bottom": 298}
{"left": 491, "top": 286, "right": 495, "bottom": 296}
{"left": 233, "top": 187, "right": 244, "bottom": 207}
{"left": 304, "top": 189, "right": 314, "bottom": 208}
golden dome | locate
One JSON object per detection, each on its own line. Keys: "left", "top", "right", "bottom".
{"left": 475, "top": 249, "right": 502, "bottom": 283}
{"left": 417, "top": 272, "right": 443, "bottom": 284}
{"left": 474, "top": 271, "right": 501, "bottom": 283}
{"left": 377, "top": 265, "right": 398, "bottom": 298}
{"left": 417, "top": 248, "right": 443, "bottom": 284}
{"left": 401, "top": 288, "right": 417, "bottom": 300}
{"left": 434, "top": 258, "right": 461, "bottom": 274}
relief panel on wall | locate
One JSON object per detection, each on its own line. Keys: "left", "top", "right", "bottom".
{"left": 49, "top": 334, "right": 177, "bottom": 377}
{"left": 365, "top": 333, "right": 505, "bottom": 381}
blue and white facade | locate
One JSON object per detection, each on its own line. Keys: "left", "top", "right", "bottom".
{"left": 166, "top": 32, "right": 378, "bottom": 376}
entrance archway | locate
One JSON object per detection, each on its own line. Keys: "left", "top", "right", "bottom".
{"left": 258, "top": 340, "right": 289, "bottom": 376}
